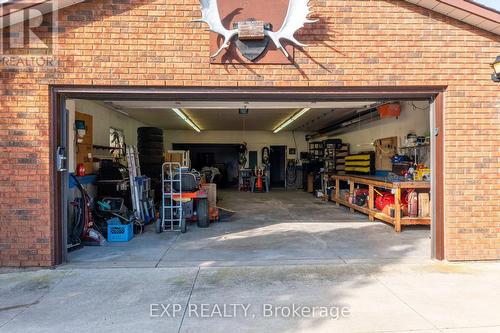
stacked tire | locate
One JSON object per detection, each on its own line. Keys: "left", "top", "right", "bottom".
{"left": 137, "top": 127, "right": 164, "bottom": 201}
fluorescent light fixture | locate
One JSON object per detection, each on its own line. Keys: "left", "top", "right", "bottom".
{"left": 106, "top": 102, "right": 129, "bottom": 117}
{"left": 171, "top": 108, "right": 201, "bottom": 132}
{"left": 115, "top": 109, "right": 129, "bottom": 117}
{"left": 273, "top": 108, "right": 311, "bottom": 133}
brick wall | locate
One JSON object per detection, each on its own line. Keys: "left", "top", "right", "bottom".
{"left": 0, "top": 0, "right": 498, "bottom": 266}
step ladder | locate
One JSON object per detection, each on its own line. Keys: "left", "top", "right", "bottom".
{"left": 126, "top": 145, "right": 154, "bottom": 225}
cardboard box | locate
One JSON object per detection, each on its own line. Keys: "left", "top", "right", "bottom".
{"left": 201, "top": 183, "right": 217, "bottom": 207}
{"left": 164, "top": 152, "right": 183, "bottom": 163}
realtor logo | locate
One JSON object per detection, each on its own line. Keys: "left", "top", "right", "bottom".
{"left": 0, "top": 0, "right": 58, "bottom": 55}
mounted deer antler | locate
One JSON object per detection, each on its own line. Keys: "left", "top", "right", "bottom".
{"left": 264, "top": 0, "right": 318, "bottom": 58}
{"left": 193, "top": 0, "right": 238, "bottom": 58}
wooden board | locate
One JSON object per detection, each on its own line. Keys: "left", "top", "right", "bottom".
{"left": 307, "top": 173, "right": 314, "bottom": 193}
{"left": 329, "top": 174, "right": 430, "bottom": 189}
{"left": 164, "top": 152, "right": 183, "bottom": 163}
{"left": 418, "top": 193, "right": 430, "bottom": 217}
{"left": 374, "top": 137, "right": 398, "bottom": 171}
{"left": 75, "top": 112, "right": 93, "bottom": 175}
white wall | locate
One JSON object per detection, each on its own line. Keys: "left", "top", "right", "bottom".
{"left": 323, "top": 101, "right": 430, "bottom": 153}
{"left": 67, "top": 99, "right": 148, "bottom": 172}
{"left": 74, "top": 99, "right": 148, "bottom": 147}
{"left": 163, "top": 130, "right": 309, "bottom": 167}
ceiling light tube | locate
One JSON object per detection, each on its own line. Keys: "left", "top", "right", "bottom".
{"left": 171, "top": 108, "right": 201, "bottom": 132}
{"left": 115, "top": 109, "right": 129, "bottom": 117}
{"left": 273, "top": 108, "right": 311, "bottom": 133}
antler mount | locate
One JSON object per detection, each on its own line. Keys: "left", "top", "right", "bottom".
{"left": 195, "top": 0, "right": 317, "bottom": 59}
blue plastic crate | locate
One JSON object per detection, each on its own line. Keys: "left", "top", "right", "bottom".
{"left": 107, "top": 217, "right": 134, "bottom": 242}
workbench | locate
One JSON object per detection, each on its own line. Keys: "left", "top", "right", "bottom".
{"left": 326, "top": 174, "right": 431, "bottom": 232}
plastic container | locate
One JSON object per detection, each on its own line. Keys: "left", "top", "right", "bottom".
{"left": 378, "top": 103, "right": 401, "bottom": 118}
{"left": 106, "top": 217, "right": 134, "bottom": 242}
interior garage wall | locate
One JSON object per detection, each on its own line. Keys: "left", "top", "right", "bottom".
{"left": 73, "top": 99, "right": 147, "bottom": 147}
{"left": 323, "top": 101, "right": 430, "bottom": 154}
{"left": 163, "top": 130, "right": 309, "bottom": 167}
{"left": 66, "top": 99, "right": 148, "bottom": 172}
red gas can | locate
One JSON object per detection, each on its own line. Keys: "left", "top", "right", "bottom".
{"left": 375, "top": 192, "right": 394, "bottom": 211}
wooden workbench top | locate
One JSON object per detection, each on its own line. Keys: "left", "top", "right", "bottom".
{"left": 327, "top": 173, "right": 430, "bottom": 189}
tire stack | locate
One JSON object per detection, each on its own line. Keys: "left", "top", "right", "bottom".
{"left": 137, "top": 127, "right": 164, "bottom": 201}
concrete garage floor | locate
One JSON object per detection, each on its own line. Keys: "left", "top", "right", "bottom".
{"left": 4, "top": 191, "right": 498, "bottom": 332}
{"left": 66, "top": 190, "right": 431, "bottom": 268}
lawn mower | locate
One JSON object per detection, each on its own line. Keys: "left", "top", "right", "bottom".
{"left": 156, "top": 162, "right": 210, "bottom": 233}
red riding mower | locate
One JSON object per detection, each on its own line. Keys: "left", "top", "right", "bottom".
{"left": 156, "top": 163, "right": 210, "bottom": 233}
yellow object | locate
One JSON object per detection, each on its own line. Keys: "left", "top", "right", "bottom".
{"left": 346, "top": 154, "right": 371, "bottom": 161}
{"left": 345, "top": 160, "right": 371, "bottom": 167}
{"left": 345, "top": 166, "right": 371, "bottom": 173}
{"left": 414, "top": 168, "right": 431, "bottom": 181}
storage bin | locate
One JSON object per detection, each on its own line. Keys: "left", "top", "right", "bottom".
{"left": 378, "top": 103, "right": 401, "bottom": 118}
{"left": 107, "top": 217, "right": 134, "bottom": 242}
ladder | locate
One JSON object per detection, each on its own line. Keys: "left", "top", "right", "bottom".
{"left": 126, "top": 145, "right": 154, "bottom": 224}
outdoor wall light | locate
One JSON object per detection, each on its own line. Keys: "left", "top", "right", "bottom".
{"left": 491, "top": 56, "right": 500, "bottom": 82}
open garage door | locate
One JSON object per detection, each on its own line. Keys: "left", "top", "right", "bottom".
{"left": 51, "top": 87, "right": 444, "bottom": 266}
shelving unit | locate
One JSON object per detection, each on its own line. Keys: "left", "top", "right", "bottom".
{"left": 308, "top": 141, "right": 324, "bottom": 160}
{"left": 399, "top": 143, "right": 430, "bottom": 165}
{"left": 323, "top": 141, "right": 336, "bottom": 172}
{"left": 335, "top": 143, "right": 349, "bottom": 174}
{"left": 327, "top": 174, "right": 431, "bottom": 232}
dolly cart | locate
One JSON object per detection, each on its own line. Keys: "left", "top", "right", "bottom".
{"left": 157, "top": 162, "right": 210, "bottom": 233}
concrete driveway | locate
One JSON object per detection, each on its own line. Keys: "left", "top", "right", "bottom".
{"left": 1, "top": 262, "right": 499, "bottom": 332}
{"left": 4, "top": 192, "right": 496, "bottom": 332}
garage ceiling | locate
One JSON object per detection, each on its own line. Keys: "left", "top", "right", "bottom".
{"left": 102, "top": 100, "right": 379, "bottom": 132}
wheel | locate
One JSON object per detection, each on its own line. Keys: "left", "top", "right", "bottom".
{"left": 138, "top": 150, "right": 164, "bottom": 158}
{"left": 139, "top": 150, "right": 163, "bottom": 160}
{"left": 138, "top": 134, "right": 163, "bottom": 144}
{"left": 141, "top": 164, "right": 163, "bottom": 176}
{"left": 196, "top": 198, "right": 209, "bottom": 228}
{"left": 180, "top": 219, "right": 187, "bottom": 233}
{"left": 138, "top": 142, "right": 164, "bottom": 150}
{"left": 139, "top": 155, "right": 164, "bottom": 164}
{"left": 155, "top": 218, "right": 163, "bottom": 233}
{"left": 138, "top": 127, "right": 163, "bottom": 136}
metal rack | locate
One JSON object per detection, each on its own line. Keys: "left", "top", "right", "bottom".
{"left": 399, "top": 143, "right": 430, "bottom": 165}
{"left": 160, "top": 162, "right": 186, "bottom": 232}
{"left": 308, "top": 141, "right": 324, "bottom": 160}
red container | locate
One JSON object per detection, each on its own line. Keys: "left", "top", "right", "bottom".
{"left": 378, "top": 103, "right": 401, "bottom": 119}
{"left": 76, "top": 163, "right": 86, "bottom": 176}
{"left": 375, "top": 192, "right": 394, "bottom": 211}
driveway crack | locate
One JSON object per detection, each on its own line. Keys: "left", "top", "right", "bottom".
{"left": 0, "top": 270, "right": 71, "bottom": 329}
{"left": 155, "top": 233, "right": 181, "bottom": 268}
{"left": 177, "top": 267, "right": 200, "bottom": 333}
